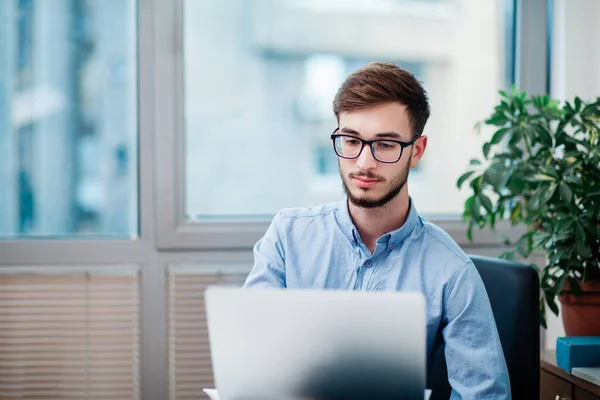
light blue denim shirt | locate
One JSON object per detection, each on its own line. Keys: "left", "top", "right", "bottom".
{"left": 243, "top": 198, "right": 511, "bottom": 399}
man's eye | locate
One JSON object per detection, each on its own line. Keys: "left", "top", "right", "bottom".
{"left": 344, "top": 138, "right": 361, "bottom": 145}
{"left": 376, "top": 142, "right": 397, "bottom": 150}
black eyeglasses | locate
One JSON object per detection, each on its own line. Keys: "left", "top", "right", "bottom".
{"left": 330, "top": 128, "right": 419, "bottom": 164}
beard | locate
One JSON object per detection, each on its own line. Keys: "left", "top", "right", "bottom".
{"left": 341, "top": 162, "right": 410, "bottom": 209}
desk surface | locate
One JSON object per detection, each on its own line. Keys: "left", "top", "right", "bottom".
{"left": 541, "top": 350, "right": 600, "bottom": 396}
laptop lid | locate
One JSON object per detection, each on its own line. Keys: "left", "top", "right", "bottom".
{"left": 205, "top": 287, "right": 426, "bottom": 400}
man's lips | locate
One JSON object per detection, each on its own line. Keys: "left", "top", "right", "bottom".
{"left": 352, "top": 176, "right": 380, "bottom": 188}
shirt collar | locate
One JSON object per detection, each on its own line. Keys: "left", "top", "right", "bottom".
{"left": 336, "top": 196, "right": 420, "bottom": 247}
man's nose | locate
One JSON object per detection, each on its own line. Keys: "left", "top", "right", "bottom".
{"left": 356, "top": 144, "right": 377, "bottom": 170}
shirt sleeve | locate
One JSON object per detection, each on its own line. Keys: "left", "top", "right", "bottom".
{"left": 443, "top": 261, "right": 512, "bottom": 400}
{"left": 243, "top": 211, "right": 286, "bottom": 288}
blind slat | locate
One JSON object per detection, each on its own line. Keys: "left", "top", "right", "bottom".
{"left": 0, "top": 314, "right": 138, "bottom": 322}
{"left": 0, "top": 329, "right": 137, "bottom": 337}
{"left": 0, "top": 344, "right": 136, "bottom": 352}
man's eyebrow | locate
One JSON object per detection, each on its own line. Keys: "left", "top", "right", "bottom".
{"left": 374, "top": 131, "right": 402, "bottom": 139}
{"left": 340, "top": 127, "right": 361, "bottom": 136}
{"left": 340, "top": 127, "right": 402, "bottom": 139}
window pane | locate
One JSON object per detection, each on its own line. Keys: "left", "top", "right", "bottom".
{"left": 184, "top": 0, "right": 512, "bottom": 219}
{"left": 0, "top": 0, "right": 138, "bottom": 238}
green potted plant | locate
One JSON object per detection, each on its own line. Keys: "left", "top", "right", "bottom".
{"left": 457, "top": 88, "right": 600, "bottom": 334}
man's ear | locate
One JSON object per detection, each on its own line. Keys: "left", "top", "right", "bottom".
{"left": 410, "top": 135, "right": 427, "bottom": 168}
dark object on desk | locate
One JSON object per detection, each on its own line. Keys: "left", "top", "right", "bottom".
{"left": 541, "top": 350, "right": 600, "bottom": 400}
{"left": 557, "top": 337, "right": 600, "bottom": 373}
{"left": 427, "top": 255, "right": 540, "bottom": 400}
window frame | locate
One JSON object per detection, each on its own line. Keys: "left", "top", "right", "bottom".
{"left": 154, "top": 0, "right": 547, "bottom": 251}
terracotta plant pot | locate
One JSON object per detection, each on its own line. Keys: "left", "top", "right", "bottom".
{"left": 558, "top": 280, "right": 600, "bottom": 336}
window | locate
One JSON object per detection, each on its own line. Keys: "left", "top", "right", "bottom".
{"left": 183, "top": 0, "right": 512, "bottom": 219}
{"left": 0, "top": 0, "right": 138, "bottom": 238}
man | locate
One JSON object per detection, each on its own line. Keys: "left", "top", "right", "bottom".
{"left": 244, "top": 62, "right": 511, "bottom": 399}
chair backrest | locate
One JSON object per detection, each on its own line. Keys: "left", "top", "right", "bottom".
{"left": 426, "top": 255, "right": 540, "bottom": 400}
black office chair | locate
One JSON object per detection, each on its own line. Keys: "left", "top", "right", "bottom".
{"left": 426, "top": 255, "right": 540, "bottom": 400}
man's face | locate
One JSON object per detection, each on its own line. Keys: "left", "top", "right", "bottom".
{"left": 337, "top": 102, "right": 427, "bottom": 209}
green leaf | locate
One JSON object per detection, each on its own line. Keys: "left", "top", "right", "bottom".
{"left": 576, "top": 242, "right": 592, "bottom": 259}
{"left": 564, "top": 175, "right": 583, "bottom": 186}
{"left": 469, "top": 159, "right": 482, "bottom": 166}
{"left": 555, "top": 218, "right": 573, "bottom": 233}
{"left": 544, "top": 184, "right": 558, "bottom": 203}
{"left": 490, "top": 127, "right": 511, "bottom": 145}
{"left": 511, "top": 85, "right": 519, "bottom": 97}
{"left": 507, "top": 172, "right": 526, "bottom": 194}
{"left": 568, "top": 277, "right": 583, "bottom": 296}
{"left": 548, "top": 99, "right": 561, "bottom": 109}
{"left": 559, "top": 182, "right": 573, "bottom": 203}
{"left": 488, "top": 212, "right": 496, "bottom": 230}
{"left": 478, "top": 193, "right": 494, "bottom": 214}
{"left": 457, "top": 170, "right": 476, "bottom": 189}
{"left": 555, "top": 273, "right": 568, "bottom": 294}
{"left": 539, "top": 166, "right": 560, "bottom": 179}
{"left": 483, "top": 143, "right": 492, "bottom": 159}
{"left": 470, "top": 175, "right": 484, "bottom": 193}
{"left": 532, "top": 174, "right": 556, "bottom": 182}
{"left": 510, "top": 202, "right": 522, "bottom": 224}
{"left": 535, "top": 126, "right": 553, "bottom": 147}
{"left": 470, "top": 196, "right": 482, "bottom": 222}
{"left": 508, "top": 129, "right": 523, "bottom": 146}
{"left": 508, "top": 144, "right": 524, "bottom": 158}
{"left": 527, "top": 191, "right": 541, "bottom": 211}
{"left": 486, "top": 113, "right": 508, "bottom": 126}
{"left": 539, "top": 299, "right": 547, "bottom": 329}
{"left": 575, "top": 222, "right": 586, "bottom": 242}
{"left": 467, "top": 221, "right": 474, "bottom": 242}
{"left": 544, "top": 290, "right": 559, "bottom": 315}
{"left": 483, "top": 163, "right": 504, "bottom": 190}
{"left": 564, "top": 159, "right": 582, "bottom": 175}
{"left": 532, "top": 231, "right": 551, "bottom": 248}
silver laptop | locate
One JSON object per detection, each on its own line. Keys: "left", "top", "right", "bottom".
{"left": 205, "top": 287, "right": 426, "bottom": 400}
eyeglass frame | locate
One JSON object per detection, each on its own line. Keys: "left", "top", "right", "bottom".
{"left": 330, "top": 127, "right": 420, "bottom": 164}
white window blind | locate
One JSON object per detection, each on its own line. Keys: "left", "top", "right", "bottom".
{"left": 0, "top": 270, "right": 140, "bottom": 400}
{"left": 167, "top": 268, "right": 249, "bottom": 400}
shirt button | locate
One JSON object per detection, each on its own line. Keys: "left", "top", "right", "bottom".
{"left": 365, "top": 260, "right": 372, "bottom": 268}
{"left": 389, "top": 243, "right": 396, "bottom": 250}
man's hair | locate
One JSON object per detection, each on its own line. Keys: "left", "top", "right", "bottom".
{"left": 333, "top": 62, "right": 430, "bottom": 138}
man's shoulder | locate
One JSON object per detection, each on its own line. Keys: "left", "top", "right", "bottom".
{"left": 416, "top": 218, "right": 483, "bottom": 297}
{"left": 417, "top": 216, "right": 471, "bottom": 267}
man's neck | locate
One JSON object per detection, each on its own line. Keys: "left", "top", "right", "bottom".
{"left": 348, "top": 190, "right": 410, "bottom": 254}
